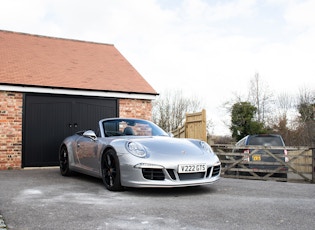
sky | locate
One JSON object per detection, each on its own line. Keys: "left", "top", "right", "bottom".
{"left": 1, "top": 0, "right": 314, "bottom": 135}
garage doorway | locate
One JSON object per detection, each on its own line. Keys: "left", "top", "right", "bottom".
{"left": 22, "top": 93, "right": 118, "bottom": 167}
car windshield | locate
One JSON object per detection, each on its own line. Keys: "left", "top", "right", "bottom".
{"left": 247, "top": 136, "right": 284, "bottom": 146}
{"left": 102, "top": 119, "right": 168, "bottom": 137}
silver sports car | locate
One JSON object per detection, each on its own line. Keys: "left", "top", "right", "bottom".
{"left": 59, "top": 118, "right": 221, "bottom": 191}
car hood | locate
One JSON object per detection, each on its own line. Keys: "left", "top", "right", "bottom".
{"left": 133, "top": 136, "right": 206, "bottom": 157}
{"left": 102, "top": 136, "right": 219, "bottom": 165}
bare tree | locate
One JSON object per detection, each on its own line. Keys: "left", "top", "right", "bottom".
{"left": 295, "top": 87, "right": 315, "bottom": 146}
{"left": 223, "top": 73, "right": 273, "bottom": 134}
{"left": 206, "top": 119, "right": 215, "bottom": 136}
{"left": 152, "top": 89, "right": 204, "bottom": 132}
{"left": 223, "top": 72, "right": 314, "bottom": 146}
{"left": 297, "top": 87, "right": 314, "bottom": 122}
{"left": 277, "top": 92, "right": 293, "bottom": 117}
{"left": 268, "top": 92, "right": 294, "bottom": 143}
{"left": 248, "top": 73, "right": 273, "bottom": 124}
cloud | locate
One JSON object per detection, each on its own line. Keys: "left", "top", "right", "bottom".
{"left": 284, "top": 0, "right": 315, "bottom": 28}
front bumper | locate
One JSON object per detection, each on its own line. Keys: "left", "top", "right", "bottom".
{"left": 120, "top": 162, "right": 221, "bottom": 188}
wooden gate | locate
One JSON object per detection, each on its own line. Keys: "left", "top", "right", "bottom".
{"left": 213, "top": 145, "right": 314, "bottom": 183}
{"left": 172, "top": 109, "right": 207, "bottom": 141}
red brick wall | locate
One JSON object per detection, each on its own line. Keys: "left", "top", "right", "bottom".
{"left": 119, "top": 98, "right": 152, "bottom": 120}
{"left": 0, "top": 91, "right": 23, "bottom": 170}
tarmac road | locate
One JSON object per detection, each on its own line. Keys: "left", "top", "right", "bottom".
{"left": 0, "top": 168, "right": 314, "bottom": 230}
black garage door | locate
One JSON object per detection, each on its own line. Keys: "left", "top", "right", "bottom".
{"left": 22, "top": 93, "right": 118, "bottom": 167}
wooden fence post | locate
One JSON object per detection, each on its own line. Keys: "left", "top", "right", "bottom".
{"left": 312, "top": 106, "right": 315, "bottom": 183}
{"left": 312, "top": 148, "right": 315, "bottom": 183}
{"left": 313, "top": 148, "right": 315, "bottom": 183}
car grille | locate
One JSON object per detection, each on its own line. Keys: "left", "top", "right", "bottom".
{"left": 212, "top": 165, "right": 221, "bottom": 177}
{"left": 142, "top": 166, "right": 220, "bottom": 181}
{"left": 178, "top": 172, "right": 205, "bottom": 180}
{"left": 142, "top": 168, "right": 165, "bottom": 180}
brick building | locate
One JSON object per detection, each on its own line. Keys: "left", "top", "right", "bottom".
{"left": 0, "top": 30, "right": 158, "bottom": 170}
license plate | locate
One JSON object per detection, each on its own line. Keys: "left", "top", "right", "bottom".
{"left": 178, "top": 164, "right": 206, "bottom": 173}
{"left": 252, "top": 155, "right": 261, "bottom": 161}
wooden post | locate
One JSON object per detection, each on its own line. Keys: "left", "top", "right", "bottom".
{"left": 312, "top": 148, "right": 315, "bottom": 183}
{"left": 312, "top": 106, "right": 315, "bottom": 183}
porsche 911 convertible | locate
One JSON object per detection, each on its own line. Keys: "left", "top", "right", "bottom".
{"left": 59, "top": 118, "right": 221, "bottom": 191}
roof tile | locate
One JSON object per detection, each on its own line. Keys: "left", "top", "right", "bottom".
{"left": 0, "top": 30, "right": 157, "bottom": 95}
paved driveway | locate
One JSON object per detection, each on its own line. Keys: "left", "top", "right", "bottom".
{"left": 0, "top": 168, "right": 315, "bottom": 230}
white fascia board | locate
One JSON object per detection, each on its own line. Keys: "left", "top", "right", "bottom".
{"left": 0, "top": 85, "right": 157, "bottom": 100}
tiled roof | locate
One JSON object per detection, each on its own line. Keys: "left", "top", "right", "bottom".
{"left": 0, "top": 30, "right": 157, "bottom": 95}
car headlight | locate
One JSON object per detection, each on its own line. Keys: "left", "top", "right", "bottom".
{"left": 126, "top": 141, "right": 147, "bottom": 158}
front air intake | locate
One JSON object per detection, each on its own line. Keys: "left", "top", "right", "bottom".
{"left": 142, "top": 168, "right": 165, "bottom": 180}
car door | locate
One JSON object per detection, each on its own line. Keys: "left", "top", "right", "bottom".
{"left": 76, "top": 135, "right": 100, "bottom": 174}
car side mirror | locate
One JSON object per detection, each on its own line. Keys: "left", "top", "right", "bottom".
{"left": 83, "top": 130, "right": 97, "bottom": 141}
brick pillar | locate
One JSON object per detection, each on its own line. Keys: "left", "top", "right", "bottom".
{"left": 0, "top": 91, "right": 23, "bottom": 170}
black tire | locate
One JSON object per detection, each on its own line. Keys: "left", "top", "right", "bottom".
{"left": 102, "top": 149, "right": 123, "bottom": 191}
{"left": 59, "top": 145, "right": 72, "bottom": 176}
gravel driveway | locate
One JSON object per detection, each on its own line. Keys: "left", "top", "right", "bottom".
{"left": 0, "top": 168, "right": 314, "bottom": 230}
